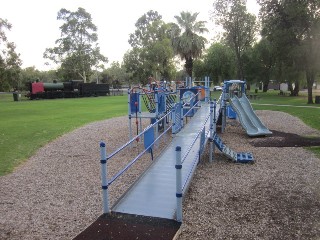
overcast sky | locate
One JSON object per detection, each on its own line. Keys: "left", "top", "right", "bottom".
{"left": 0, "top": 0, "right": 259, "bottom": 70}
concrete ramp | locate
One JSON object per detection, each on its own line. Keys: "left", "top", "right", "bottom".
{"left": 229, "top": 95, "right": 272, "bottom": 137}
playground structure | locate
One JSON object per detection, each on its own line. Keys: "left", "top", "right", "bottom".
{"left": 220, "top": 80, "right": 272, "bottom": 137}
{"left": 75, "top": 79, "right": 271, "bottom": 239}
{"left": 127, "top": 76, "right": 211, "bottom": 143}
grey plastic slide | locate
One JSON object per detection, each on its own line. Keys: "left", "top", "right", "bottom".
{"left": 229, "top": 95, "right": 272, "bottom": 137}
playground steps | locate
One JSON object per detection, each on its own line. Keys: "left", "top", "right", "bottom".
{"left": 213, "top": 133, "right": 254, "bottom": 163}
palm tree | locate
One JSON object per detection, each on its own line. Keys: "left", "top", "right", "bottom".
{"left": 171, "top": 11, "right": 208, "bottom": 77}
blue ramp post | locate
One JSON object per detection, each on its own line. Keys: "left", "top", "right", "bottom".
{"left": 99, "top": 141, "right": 109, "bottom": 213}
{"left": 175, "top": 146, "right": 182, "bottom": 222}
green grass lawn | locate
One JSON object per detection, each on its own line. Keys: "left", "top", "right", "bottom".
{"left": 249, "top": 89, "right": 320, "bottom": 131}
{"left": 0, "top": 93, "right": 128, "bottom": 175}
{"left": 0, "top": 89, "right": 319, "bottom": 176}
{"left": 249, "top": 89, "right": 320, "bottom": 157}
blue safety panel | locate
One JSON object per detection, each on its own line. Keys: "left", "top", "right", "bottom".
{"left": 144, "top": 127, "right": 154, "bottom": 153}
{"left": 158, "top": 92, "right": 166, "bottom": 114}
{"left": 227, "top": 105, "right": 237, "bottom": 119}
{"left": 112, "top": 103, "right": 220, "bottom": 220}
{"left": 130, "top": 92, "right": 139, "bottom": 115}
{"left": 179, "top": 89, "right": 198, "bottom": 104}
{"left": 172, "top": 103, "right": 182, "bottom": 134}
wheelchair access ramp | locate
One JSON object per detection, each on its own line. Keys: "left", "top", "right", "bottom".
{"left": 111, "top": 103, "right": 215, "bottom": 220}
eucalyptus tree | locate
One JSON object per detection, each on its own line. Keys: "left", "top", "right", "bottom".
{"left": 43, "top": 7, "right": 107, "bottom": 82}
{"left": 123, "top": 45, "right": 150, "bottom": 85}
{"left": 212, "top": 0, "right": 258, "bottom": 80}
{"left": 0, "top": 18, "right": 22, "bottom": 91}
{"left": 244, "top": 38, "right": 276, "bottom": 91}
{"left": 125, "top": 10, "right": 175, "bottom": 84}
{"left": 102, "top": 61, "right": 131, "bottom": 87}
{"left": 203, "top": 43, "right": 235, "bottom": 83}
{"left": 170, "top": 11, "right": 208, "bottom": 78}
{"left": 258, "top": 0, "right": 320, "bottom": 103}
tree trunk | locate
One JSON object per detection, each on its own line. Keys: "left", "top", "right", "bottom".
{"left": 235, "top": 51, "right": 244, "bottom": 80}
{"left": 292, "top": 80, "right": 299, "bottom": 96}
{"left": 263, "top": 81, "right": 269, "bottom": 92}
{"left": 288, "top": 82, "right": 293, "bottom": 93}
{"left": 306, "top": 69, "right": 314, "bottom": 104}
{"left": 83, "top": 70, "right": 87, "bottom": 83}
{"left": 184, "top": 57, "right": 193, "bottom": 77}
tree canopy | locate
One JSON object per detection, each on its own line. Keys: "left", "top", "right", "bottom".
{"left": 171, "top": 11, "right": 208, "bottom": 77}
{"left": 258, "top": 0, "right": 320, "bottom": 102}
{"left": 124, "top": 10, "right": 175, "bottom": 85}
{"left": 193, "top": 43, "right": 235, "bottom": 83}
{"left": 212, "top": 0, "right": 258, "bottom": 81}
{"left": 0, "top": 18, "right": 22, "bottom": 91}
{"left": 43, "top": 7, "right": 107, "bottom": 82}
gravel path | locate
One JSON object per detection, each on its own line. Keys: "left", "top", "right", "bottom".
{"left": 1, "top": 111, "right": 320, "bottom": 239}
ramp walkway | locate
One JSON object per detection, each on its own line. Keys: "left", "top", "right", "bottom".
{"left": 230, "top": 95, "right": 272, "bottom": 137}
{"left": 112, "top": 102, "right": 219, "bottom": 219}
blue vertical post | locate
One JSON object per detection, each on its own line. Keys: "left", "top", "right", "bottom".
{"left": 139, "top": 91, "right": 143, "bottom": 139}
{"left": 205, "top": 76, "right": 209, "bottom": 103}
{"left": 100, "top": 141, "right": 109, "bottom": 214}
{"left": 128, "top": 89, "right": 133, "bottom": 145}
{"left": 209, "top": 101, "right": 214, "bottom": 163}
{"left": 180, "top": 99, "right": 184, "bottom": 129}
{"left": 213, "top": 98, "right": 217, "bottom": 133}
{"left": 155, "top": 89, "right": 159, "bottom": 146}
{"left": 175, "top": 146, "right": 182, "bottom": 222}
{"left": 222, "top": 83, "right": 226, "bottom": 133}
{"left": 172, "top": 103, "right": 176, "bottom": 135}
{"left": 213, "top": 99, "right": 217, "bottom": 161}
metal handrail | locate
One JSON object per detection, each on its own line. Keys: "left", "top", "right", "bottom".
{"left": 108, "top": 110, "right": 172, "bottom": 160}
{"left": 108, "top": 124, "right": 173, "bottom": 186}
{"left": 181, "top": 113, "right": 210, "bottom": 164}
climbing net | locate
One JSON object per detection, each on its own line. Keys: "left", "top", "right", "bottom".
{"left": 136, "top": 88, "right": 176, "bottom": 114}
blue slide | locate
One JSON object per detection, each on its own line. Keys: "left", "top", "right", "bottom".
{"left": 229, "top": 95, "right": 272, "bottom": 137}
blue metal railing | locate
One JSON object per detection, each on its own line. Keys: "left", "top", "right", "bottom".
{"left": 108, "top": 123, "right": 173, "bottom": 186}
{"left": 175, "top": 100, "right": 215, "bottom": 222}
{"left": 99, "top": 90, "right": 205, "bottom": 214}
{"left": 181, "top": 113, "right": 211, "bottom": 189}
